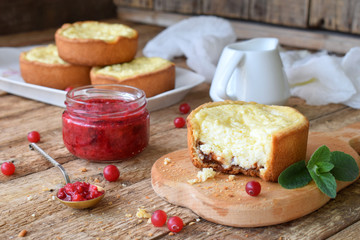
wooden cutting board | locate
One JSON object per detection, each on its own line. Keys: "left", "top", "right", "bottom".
{"left": 151, "top": 123, "right": 360, "bottom": 227}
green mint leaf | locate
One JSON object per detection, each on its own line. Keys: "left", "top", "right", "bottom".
{"left": 309, "top": 171, "right": 337, "bottom": 198}
{"left": 315, "top": 162, "right": 334, "bottom": 174}
{"left": 307, "top": 145, "right": 331, "bottom": 170}
{"left": 330, "top": 151, "right": 359, "bottom": 181}
{"left": 278, "top": 160, "right": 312, "bottom": 189}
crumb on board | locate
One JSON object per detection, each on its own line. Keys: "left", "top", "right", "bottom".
{"left": 136, "top": 208, "right": 151, "bottom": 219}
{"left": 228, "top": 175, "right": 235, "bottom": 182}
{"left": 164, "top": 157, "right": 171, "bottom": 165}
{"left": 187, "top": 168, "right": 216, "bottom": 185}
{"left": 80, "top": 168, "right": 87, "bottom": 172}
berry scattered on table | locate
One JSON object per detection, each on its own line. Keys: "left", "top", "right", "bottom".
{"left": 1, "top": 162, "right": 15, "bottom": 176}
{"left": 27, "top": 131, "right": 40, "bottom": 143}
{"left": 151, "top": 210, "right": 167, "bottom": 227}
{"left": 245, "top": 181, "right": 261, "bottom": 196}
{"left": 167, "top": 216, "right": 184, "bottom": 233}
{"left": 174, "top": 117, "right": 186, "bottom": 128}
{"left": 103, "top": 165, "right": 120, "bottom": 182}
{"left": 179, "top": 103, "right": 191, "bottom": 114}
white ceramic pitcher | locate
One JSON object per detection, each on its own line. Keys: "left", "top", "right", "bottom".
{"left": 210, "top": 38, "right": 290, "bottom": 105}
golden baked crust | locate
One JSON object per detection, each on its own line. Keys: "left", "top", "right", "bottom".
{"left": 55, "top": 21, "right": 138, "bottom": 66}
{"left": 187, "top": 101, "right": 309, "bottom": 182}
{"left": 19, "top": 51, "right": 91, "bottom": 90}
{"left": 90, "top": 59, "right": 175, "bottom": 98}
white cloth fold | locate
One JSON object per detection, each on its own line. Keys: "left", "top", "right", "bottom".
{"left": 143, "top": 16, "right": 237, "bottom": 82}
{"left": 280, "top": 47, "right": 360, "bottom": 108}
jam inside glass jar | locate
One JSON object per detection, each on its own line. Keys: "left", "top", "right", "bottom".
{"left": 62, "top": 84, "right": 150, "bottom": 162}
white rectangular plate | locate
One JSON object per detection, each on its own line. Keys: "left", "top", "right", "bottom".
{"left": 0, "top": 46, "right": 205, "bottom": 111}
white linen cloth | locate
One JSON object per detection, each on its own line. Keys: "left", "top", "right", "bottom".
{"left": 143, "top": 16, "right": 237, "bottom": 83}
{"left": 280, "top": 47, "right": 360, "bottom": 108}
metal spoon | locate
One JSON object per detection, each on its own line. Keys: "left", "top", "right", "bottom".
{"left": 29, "top": 143, "right": 105, "bottom": 209}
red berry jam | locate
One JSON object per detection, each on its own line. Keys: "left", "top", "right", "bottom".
{"left": 62, "top": 85, "right": 150, "bottom": 162}
{"left": 57, "top": 182, "right": 104, "bottom": 202}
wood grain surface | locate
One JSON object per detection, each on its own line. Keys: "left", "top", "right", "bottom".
{"left": 1, "top": 20, "right": 360, "bottom": 240}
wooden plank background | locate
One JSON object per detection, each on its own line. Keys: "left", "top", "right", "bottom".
{"left": 115, "top": 0, "right": 360, "bottom": 34}
{"left": 1, "top": 0, "right": 360, "bottom": 35}
{"left": 115, "top": 7, "right": 360, "bottom": 54}
{"left": 0, "top": 0, "right": 117, "bottom": 35}
{"left": 309, "top": 0, "right": 360, "bottom": 34}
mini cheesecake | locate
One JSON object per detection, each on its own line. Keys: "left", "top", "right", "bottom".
{"left": 90, "top": 57, "right": 175, "bottom": 97}
{"left": 187, "top": 101, "right": 309, "bottom": 182}
{"left": 19, "top": 44, "right": 91, "bottom": 90}
{"left": 55, "top": 21, "right": 138, "bottom": 66}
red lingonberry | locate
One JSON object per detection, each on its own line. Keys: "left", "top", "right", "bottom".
{"left": 1, "top": 162, "right": 15, "bottom": 176}
{"left": 27, "top": 131, "right": 40, "bottom": 143}
{"left": 245, "top": 181, "right": 261, "bottom": 196}
{"left": 167, "top": 216, "right": 184, "bottom": 233}
{"left": 174, "top": 117, "right": 186, "bottom": 128}
{"left": 179, "top": 103, "right": 191, "bottom": 114}
{"left": 151, "top": 210, "right": 167, "bottom": 227}
{"left": 103, "top": 165, "right": 120, "bottom": 182}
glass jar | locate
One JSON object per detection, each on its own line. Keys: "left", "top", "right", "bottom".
{"left": 62, "top": 84, "right": 150, "bottom": 162}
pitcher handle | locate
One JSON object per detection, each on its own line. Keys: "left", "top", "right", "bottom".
{"left": 210, "top": 47, "right": 244, "bottom": 101}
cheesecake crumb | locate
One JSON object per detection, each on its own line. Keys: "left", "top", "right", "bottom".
{"left": 228, "top": 175, "right": 235, "bottom": 181}
{"left": 164, "top": 157, "right": 171, "bottom": 165}
{"left": 188, "top": 168, "right": 216, "bottom": 184}
{"left": 136, "top": 208, "right": 151, "bottom": 219}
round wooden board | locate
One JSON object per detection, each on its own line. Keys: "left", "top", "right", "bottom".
{"left": 151, "top": 124, "right": 360, "bottom": 227}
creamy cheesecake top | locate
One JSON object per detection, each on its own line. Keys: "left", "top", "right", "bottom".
{"left": 24, "top": 44, "right": 68, "bottom": 65}
{"left": 93, "top": 57, "right": 172, "bottom": 80}
{"left": 59, "top": 21, "right": 137, "bottom": 42}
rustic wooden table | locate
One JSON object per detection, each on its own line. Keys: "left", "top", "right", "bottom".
{"left": 1, "top": 20, "right": 360, "bottom": 240}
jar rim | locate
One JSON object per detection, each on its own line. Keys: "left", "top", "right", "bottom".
{"left": 65, "top": 84, "right": 147, "bottom": 118}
